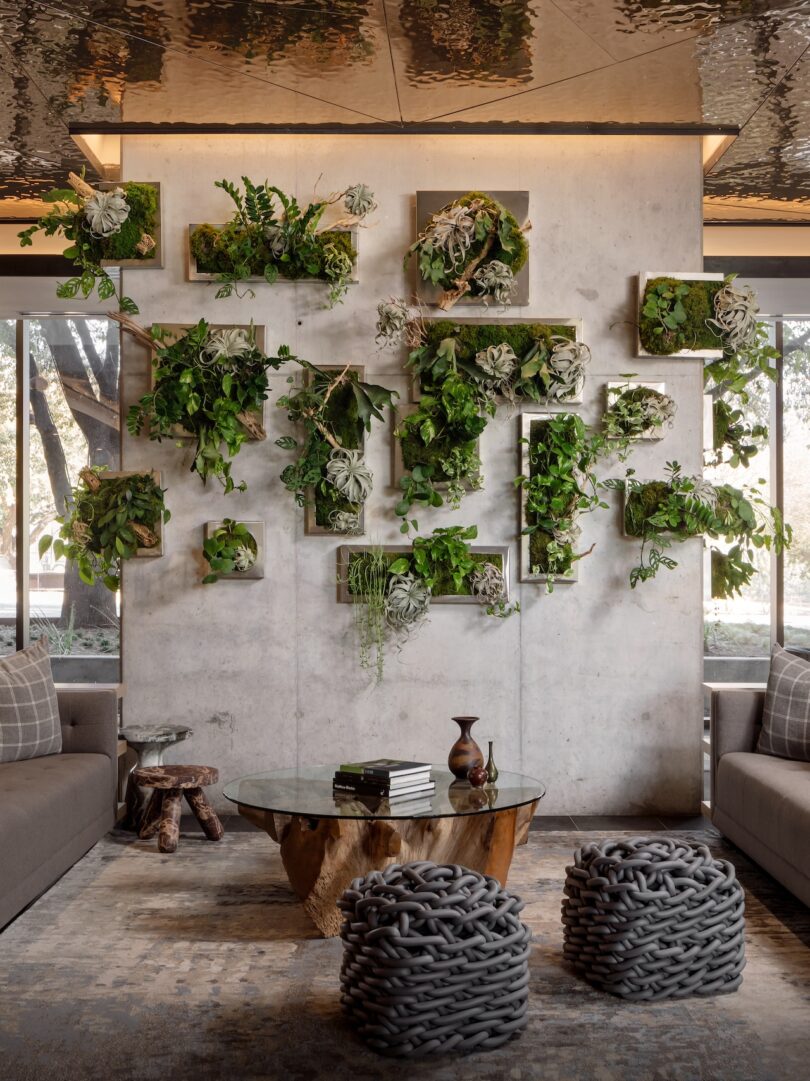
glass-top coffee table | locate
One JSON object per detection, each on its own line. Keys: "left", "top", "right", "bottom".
{"left": 224, "top": 765, "right": 545, "bottom": 936}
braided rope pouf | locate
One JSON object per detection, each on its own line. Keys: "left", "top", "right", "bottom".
{"left": 338, "top": 861, "right": 532, "bottom": 1057}
{"left": 562, "top": 837, "right": 745, "bottom": 1001}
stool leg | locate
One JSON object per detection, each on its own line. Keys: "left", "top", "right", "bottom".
{"left": 158, "top": 789, "right": 182, "bottom": 853}
{"left": 185, "top": 787, "right": 224, "bottom": 841}
{"left": 139, "top": 789, "right": 164, "bottom": 840}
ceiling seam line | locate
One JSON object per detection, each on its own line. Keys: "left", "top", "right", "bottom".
{"left": 379, "top": 0, "right": 404, "bottom": 125}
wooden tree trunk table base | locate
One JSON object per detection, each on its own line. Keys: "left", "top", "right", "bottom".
{"left": 238, "top": 801, "right": 538, "bottom": 937}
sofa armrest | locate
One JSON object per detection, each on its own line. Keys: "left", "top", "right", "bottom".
{"left": 709, "top": 686, "right": 765, "bottom": 814}
{"left": 58, "top": 688, "right": 119, "bottom": 762}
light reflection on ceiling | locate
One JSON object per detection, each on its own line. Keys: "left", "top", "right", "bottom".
{"left": 0, "top": 0, "right": 809, "bottom": 217}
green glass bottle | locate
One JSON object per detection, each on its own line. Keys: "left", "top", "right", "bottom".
{"left": 485, "top": 741, "right": 499, "bottom": 785}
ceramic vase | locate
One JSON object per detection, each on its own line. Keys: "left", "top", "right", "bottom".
{"left": 485, "top": 741, "right": 499, "bottom": 785}
{"left": 448, "top": 715, "right": 484, "bottom": 780}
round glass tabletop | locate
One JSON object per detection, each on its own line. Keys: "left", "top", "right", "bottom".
{"left": 223, "top": 765, "right": 545, "bottom": 820}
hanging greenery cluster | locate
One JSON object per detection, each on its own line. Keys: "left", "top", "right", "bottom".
{"left": 123, "top": 317, "right": 283, "bottom": 493}
{"left": 517, "top": 413, "right": 607, "bottom": 586}
{"left": 604, "top": 461, "right": 791, "bottom": 596}
{"left": 344, "top": 524, "right": 516, "bottom": 681}
{"left": 406, "top": 192, "right": 528, "bottom": 311}
{"left": 18, "top": 172, "right": 159, "bottom": 313}
{"left": 202, "top": 520, "right": 258, "bottom": 584}
{"left": 38, "top": 467, "right": 169, "bottom": 592}
{"left": 189, "top": 177, "right": 375, "bottom": 307}
{"left": 275, "top": 361, "right": 396, "bottom": 533}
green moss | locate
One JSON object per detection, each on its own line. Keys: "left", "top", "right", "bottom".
{"left": 624, "top": 481, "right": 672, "bottom": 537}
{"left": 457, "top": 191, "right": 528, "bottom": 274}
{"left": 87, "top": 182, "right": 158, "bottom": 262}
{"left": 400, "top": 427, "right": 477, "bottom": 478}
{"left": 347, "top": 550, "right": 502, "bottom": 598}
{"left": 638, "top": 277, "right": 724, "bottom": 354}
{"left": 189, "top": 223, "right": 355, "bottom": 281}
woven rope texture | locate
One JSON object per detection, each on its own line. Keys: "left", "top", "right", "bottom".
{"left": 562, "top": 837, "right": 745, "bottom": 1001}
{"left": 338, "top": 861, "right": 532, "bottom": 1057}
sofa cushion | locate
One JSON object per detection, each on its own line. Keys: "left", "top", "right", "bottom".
{"left": 716, "top": 751, "right": 810, "bottom": 874}
{"left": 0, "top": 638, "right": 61, "bottom": 763}
{"left": 0, "top": 753, "right": 112, "bottom": 888}
{"left": 758, "top": 643, "right": 810, "bottom": 761}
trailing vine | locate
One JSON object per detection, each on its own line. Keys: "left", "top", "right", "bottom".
{"left": 18, "top": 171, "right": 158, "bottom": 313}
{"left": 38, "top": 467, "right": 169, "bottom": 592}
{"left": 189, "top": 177, "right": 375, "bottom": 307}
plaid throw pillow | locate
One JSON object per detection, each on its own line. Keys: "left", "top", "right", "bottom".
{"left": 0, "top": 638, "right": 62, "bottom": 763}
{"left": 758, "top": 644, "right": 810, "bottom": 761}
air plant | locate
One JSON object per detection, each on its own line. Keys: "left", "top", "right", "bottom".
{"left": 84, "top": 187, "right": 129, "bottom": 236}
{"left": 470, "top": 561, "right": 519, "bottom": 618}
{"left": 473, "top": 259, "right": 517, "bottom": 306}
{"left": 547, "top": 336, "right": 590, "bottom": 401}
{"left": 325, "top": 448, "right": 374, "bottom": 504}
{"left": 384, "top": 573, "right": 431, "bottom": 629}
{"left": 709, "top": 277, "right": 760, "bottom": 351}
{"left": 475, "top": 342, "right": 517, "bottom": 386}
{"left": 375, "top": 297, "right": 411, "bottom": 346}
{"left": 343, "top": 183, "right": 377, "bottom": 217}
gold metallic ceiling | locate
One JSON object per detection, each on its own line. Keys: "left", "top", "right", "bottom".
{"left": 0, "top": 0, "right": 809, "bottom": 216}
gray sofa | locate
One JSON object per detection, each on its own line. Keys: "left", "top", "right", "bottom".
{"left": 0, "top": 686, "right": 118, "bottom": 930}
{"left": 709, "top": 685, "right": 810, "bottom": 907}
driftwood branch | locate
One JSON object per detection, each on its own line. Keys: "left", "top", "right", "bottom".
{"left": 67, "top": 171, "right": 95, "bottom": 200}
{"left": 108, "top": 311, "right": 158, "bottom": 353}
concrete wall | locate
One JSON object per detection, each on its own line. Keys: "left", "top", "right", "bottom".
{"left": 120, "top": 134, "right": 705, "bottom": 815}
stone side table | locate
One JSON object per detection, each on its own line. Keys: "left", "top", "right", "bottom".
{"left": 120, "top": 725, "right": 192, "bottom": 830}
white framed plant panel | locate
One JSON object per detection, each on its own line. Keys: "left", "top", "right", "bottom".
{"left": 637, "top": 271, "right": 725, "bottom": 358}
{"left": 186, "top": 224, "right": 359, "bottom": 285}
{"left": 605, "top": 381, "right": 669, "bottom": 441}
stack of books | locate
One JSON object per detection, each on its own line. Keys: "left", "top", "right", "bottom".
{"left": 333, "top": 759, "right": 434, "bottom": 811}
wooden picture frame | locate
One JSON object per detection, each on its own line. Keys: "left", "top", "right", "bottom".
{"left": 637, "top": 271, "right": 725, "bottom": 358}
{"left": 186, "top": 224, "right": 359, "bottom": 285}
{"left": 204, "top": 521, "right": 265, "bottom": 580}
{"left": 519, "top": 413, "right": 577, "bottom": 584}
{"left": 102, "top": 471, "right": 164, "bottom": 557}
{"left": 336, "top": 544, "right": 511, "bottom": 605}
{"left": 303, "top": 364, "right": 367, "bottom": 537}
{"left": 99, "top": 181, "right": 163, "bottom": 270}
{"left": 605, "top": 381, "right": 669, "bottom": 441}
{"left": 414, "top": 191, "right": 530, "bottom": 307}
{"left": 410, "top": 316, "right": 584, "bottom": 403}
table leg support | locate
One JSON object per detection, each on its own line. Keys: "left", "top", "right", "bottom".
{"left": 158, "top": 789, "right": 182, "bottom": 853}
{"left": 139, "top": 789, "right": 164, "bottom": 840}
{"left": 185, "top": 787, "right": 224, "bottom": 841}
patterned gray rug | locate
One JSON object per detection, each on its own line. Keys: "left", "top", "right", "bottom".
{"left": 0, "top": 826, "right": 808, "bottom": 1081}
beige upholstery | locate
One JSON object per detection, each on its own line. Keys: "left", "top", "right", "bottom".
{"left": 710, "top": 686, "right": 810, "bottom": 907}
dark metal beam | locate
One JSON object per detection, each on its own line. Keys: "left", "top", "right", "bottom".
{"left": 68, "top": 121, "right": 740, "bottom": 137}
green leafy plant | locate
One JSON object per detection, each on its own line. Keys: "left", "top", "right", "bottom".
{"left": 18, "top": 172, "right": 158, "bottom": 313}
{"left": 346, "top": 548, "right": 390, "bottom": 683}
{"left": 710, "top": 398, "right": 768, "bottom": 468}
{"left": 189, "top": 177, "right": 375, "bottom": 307}
{"left": 38, "top": 467, "right": 169, "bottom": 592}
{"left": 276, "top": 361, "right": 396, "bottom": 532}
{"left": 202, "top": 520, "right": 258, "bottom": 584}
{"left": 640, "top": 278, "right": 690, "bottom": 347}
{"left": 125, "top": 318, "right": 283, "bottom": 493}
{"left": 603, "top": 382, "right": 676, "bottom": 452}
{"left": 406, "top": 191, "right": 528, "bottom": 311}
{"left": 604, "top": 461, "right": 791, "bottom": 595}
{"left": 516, "top": 414, "right": 607, "bottom": 587}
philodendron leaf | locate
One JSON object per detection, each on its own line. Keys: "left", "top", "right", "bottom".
{"left": 388, "top": 558, "right": 410, "bottom": 575}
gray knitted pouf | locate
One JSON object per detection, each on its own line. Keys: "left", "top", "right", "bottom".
{"left": 338, "top": 861, "right": 532, "bottom": 1057}
{"left": 562, "top": 837, "right": 745, "bottom": 1001}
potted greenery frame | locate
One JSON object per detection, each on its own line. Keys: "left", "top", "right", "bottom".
{"left": 637, "top": 271, "right": 725, "bottom": 358}
{"left": 409, "top": 317, "right": 585, "bottom": 404}
{"left": 604, "top": 381, "right": 674, "bottom": 442}
{"left": 411, "top": 190, "right": 530, "bottom": 309}
{"left": 203, "top": 520, "right": 264, "bottom": 582}
{"left": 392, "top": 401, "right": 482, "bottom": 494}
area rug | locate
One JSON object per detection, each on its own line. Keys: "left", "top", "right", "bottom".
{"left": 0, "top": 827, "right": 808, "bottom": 1081}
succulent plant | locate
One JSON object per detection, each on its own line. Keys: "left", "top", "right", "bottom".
{"left": 325, "top": 448, "right": 373, "bottom": 504}
{"left": 547, "top": 336, "right": 590, "bottom": 400}
{"left": 426, "top": 203, "right": 477, "bottom": 265}
{"left": 385, "top": 572, "right": 431, "bottom": 628}
{"left": 343, "top": 183, "right": 377, "bottom": 218}
{"left": 375, "top": 297, "right": 411, "bottom": 346}
{"left": 709, "top": 278, "right": 760, "bottom": 351}
{"left": 84, "top": 187, "right": 129, "bottom": 236}
{"left": 473, "top": 259, "right": 516, "bottom": 305}
{"left": 202, "top": 327, "right": 252, "bottom": 362}
{"left": 475, "top": 342, "right": 517, "bottom": 385}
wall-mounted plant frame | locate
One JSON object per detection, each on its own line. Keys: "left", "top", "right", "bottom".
{"left": 519, "top": 413, "right": 579, "bottom": 584}
{"left": 637, "top": 271, "right": 725, "bottom": 358}
{"left": 146, "top": 323, "right": 267, "bottom": 441}
{"left": 414, "top": 190, "right": 530, "bottom": 307}
{"left": 336, "top": 544, "right": 510, "bottom": 605}
{"left": 104, "top": 471, "right": 165, "bottom": 557}
{"left": 98, "top": 181, "right": 163, "bottom": 269}
{"left": 186, "top": 224, "right": 359, "bottom": 286}
{"left": 392, "top": 402, "right": 482, "bottom": 492}
{"left": 605, "top": 381, "right": 669, "bottom": 442}
{"left": 304, "top": 363, "right": 367, "bottom": 537}
{"left": 410, "top": 317, "right": 584, "bottom": 403}
{"left": 204, "top": 520, "right": 264, "bottom": 579}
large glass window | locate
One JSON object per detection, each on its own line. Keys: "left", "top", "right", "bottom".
{"left": 781, "top": 319, "right": 810, "bottom": 654}
{"left": 0, "top": 320, "right": 16, "bottom": 656}
{"left": 4, "top": 315, "right": 120, "bottom": 680}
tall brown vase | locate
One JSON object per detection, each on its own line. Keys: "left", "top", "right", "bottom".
{"left": 448, "top": 716, "right": 485, "bottom": 780}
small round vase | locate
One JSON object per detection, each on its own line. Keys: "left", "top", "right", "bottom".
{"left": 448, "top": 716, "right": 485, "bottom": 780}
{"left": 468, "top": 765, "right": 488, "bottom": 789}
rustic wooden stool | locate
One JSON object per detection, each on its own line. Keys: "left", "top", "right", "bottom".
{"left": 134, "top": 765, "right": 224, "bottom": 853}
